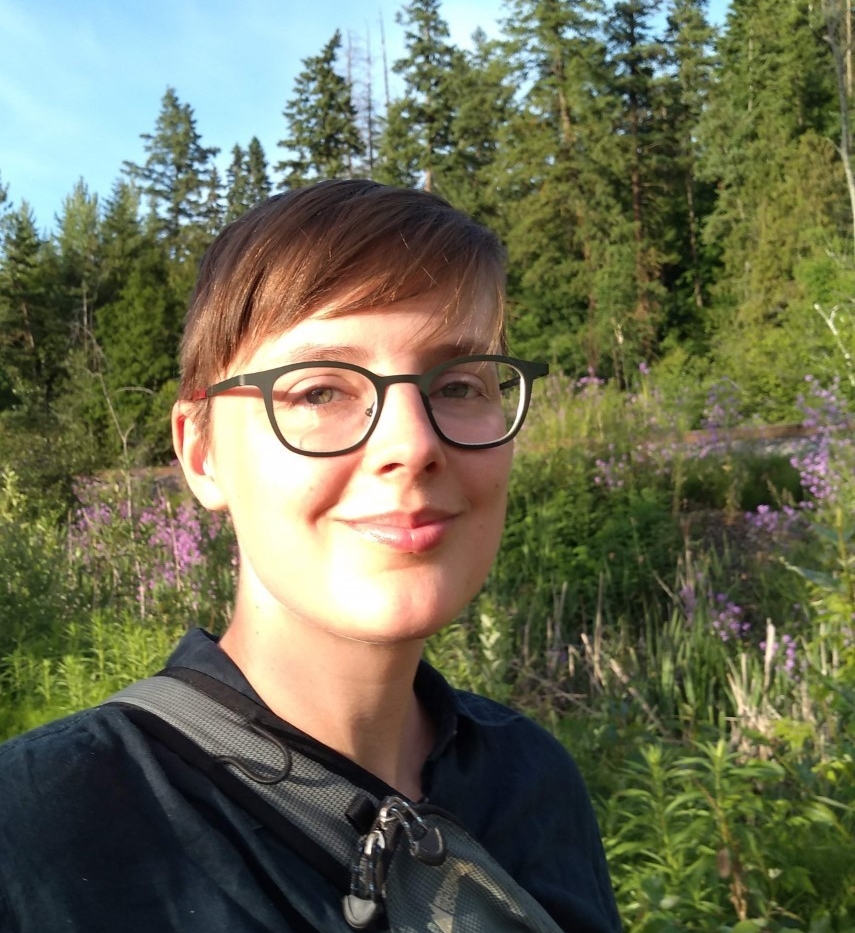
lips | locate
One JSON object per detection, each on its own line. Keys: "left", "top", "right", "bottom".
{"left": 338, "top": 509, "right": 456, "bottom": 552}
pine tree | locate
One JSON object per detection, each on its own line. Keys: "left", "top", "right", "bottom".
{"left": 123, "top": 87, "right": 220, "bottom": 262}
{"left": 55, "top": 180, "right": 102, "bottom": 347}
{"left": 95, "top": 243, "right": 183, "bottom": 462}
{"left": 99, "top": 181, "right": 147, "bottom": 306}
{"left": 659, "top": 0, "right": 717, "bottom": 341}
{"left": 819, "top": 0, "right": 855, "bottom": 258}
{"left": 0, "top": 201, "right": 104, "bottom": 496}
{"left": 437, "top": 31, "right": 514, "bottom": 220}
{"left": 0, "top": 204, "right": 64, "bottom": 408}
{"left": 600, "top": 0, "right": 672, "bottom": 370}
{"left": 200, "top": 166, "right": 224, "bottom": 238}
{"left": 226, "top": 145, "right": 250, "bottom": 222}
{"left": 699, "top": 0, "right": 838, "bottom": 319}
{"left": 497, "top": 0, "right": 618, "bottom": 374}
{"left": 226, "top": 138, "right": 272, "bottom": 221}
{"left": 247, "top": 137, "right": 273, "bottom": 202}
{"left": 277, "top": 31, "right": 365, "bottom": 187}
{"left": 375, "top": 0, "right": 460, "bottom": 191}
{"left": 59, "top": 181, "right": 162, "bottom": 472}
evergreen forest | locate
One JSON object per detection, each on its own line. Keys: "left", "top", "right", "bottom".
{"left": 2, "top": 0, "right": 855, "bottom": 929}
{"left": 2, "top": 0, "right": 854, "bottom": 478}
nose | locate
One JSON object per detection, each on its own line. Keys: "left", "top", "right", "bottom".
{"left": 361, "top": 382, "right": 446, "bottom": 476}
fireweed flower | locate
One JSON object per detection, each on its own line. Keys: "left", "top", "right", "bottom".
{"left": 68, "top": 480, "right": 235, "bottom": 614}
{"left": 760, "top": 631, "right": 799, "bottom": 676}
{"left": 791, "top": 375, "right": 854, "bottom": 509}
{"left": 712, "top": 593, "right": 750, "bottom": 642}
{"left": 593, "top": 451, "right": 629, "bottom": 490}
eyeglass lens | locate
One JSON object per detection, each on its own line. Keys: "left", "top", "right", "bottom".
{"left": 269, "top": 358, "right": 525, "bottom": 453}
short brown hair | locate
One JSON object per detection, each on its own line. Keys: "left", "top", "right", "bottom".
{"left": 179, "top": 180, "right": 507, "bottom": 426}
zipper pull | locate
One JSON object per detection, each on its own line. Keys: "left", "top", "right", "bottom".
{"left": 377, "top": 797, "right": 446, "bottom": 866}
{"left": 343, "top": 829, "right": 385, "bottom": 930}
{"left": 342, "top": 796, "right": 447, "bottom": 929}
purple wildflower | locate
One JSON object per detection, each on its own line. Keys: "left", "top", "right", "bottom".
{"left": 711, "top": 593, "right": 750, "bottom": 642}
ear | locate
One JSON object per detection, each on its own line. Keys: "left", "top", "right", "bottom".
{"left": 172, "top": 401, "right": 229, "bottom": 511}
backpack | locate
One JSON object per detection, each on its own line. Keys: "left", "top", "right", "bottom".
{"left": 105, "top": 667, "right": 566, "bottom": 933}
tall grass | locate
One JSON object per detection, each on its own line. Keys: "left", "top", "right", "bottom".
{"left": 0, "top": 467, "right": 234, "bottom": 735}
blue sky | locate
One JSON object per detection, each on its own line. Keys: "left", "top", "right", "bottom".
{"left": 0, "top": 0, "right": 729, "bottom": 234}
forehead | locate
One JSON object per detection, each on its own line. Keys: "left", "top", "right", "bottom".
{"left": 229, "top": 290, "right": 503, "bottom": 374}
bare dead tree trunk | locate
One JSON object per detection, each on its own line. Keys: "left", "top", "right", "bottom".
{"left": 379, "top": 14, "right": 391, "bottom": 110}
{"left": 365, "top": 24, "right": 375, "bottom": 173}
{"left": 346, "top": 33, "right": 355, "bottom": 178}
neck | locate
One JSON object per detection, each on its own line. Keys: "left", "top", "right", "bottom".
{"left": 219, "top": 609, "right": 434, "bottom": 801}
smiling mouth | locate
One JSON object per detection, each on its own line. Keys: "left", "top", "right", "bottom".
{"left": 340, "top": 512, "right": 455, "bottom": 552}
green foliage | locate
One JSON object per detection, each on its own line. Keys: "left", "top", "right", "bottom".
{"left": 0, "top": 469, "right": 74, "bottom": 656}
{"left": 277, "top": 31, "right": 364, "bottom": 186}
{"left": 0, "top": 405, "right": 101, "bottom": 509}
{"left": 0, "top": 204, "right": 66, "bottom": 406}
{"left": 2, "top": 0, "right": 854, "bottom": 483}
{"left": 698, "top": 1, "right": 839, "bottom": 319}
{"left": 95, "top": 244, "right": 183, "bottom": 462}
{"left": 226, "top": 137, "right": 272, "bottom": 221}
{"left": 425, "top": 596, "right": 514, "bottom": 703}
{"left": 375, "top": 0, "right": 462, "bottom": 191}
{"left": 498, "top": 0, "right": 619, "bottom": 374}
{"left": 433, "top": 32, "right": 513, "bottom": 222}
{"left": 0, "top": 469, "right": 235, "bottom": 740}
{"left": 603, "top": 739, "right": 855, "bottom": 929}
{"left": 122, "top": 86, "right": 220, "bottom": 266}
{"left": 0, "top": 611, "right": 183, "bottom": 738}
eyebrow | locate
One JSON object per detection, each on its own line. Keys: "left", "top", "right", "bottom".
{"left": 284, "top": 343, "right": 370, "bottom": 365}
{"left": 281, "top": 339, "right": 495, "bottom": 368}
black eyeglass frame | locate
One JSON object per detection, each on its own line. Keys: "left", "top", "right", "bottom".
{"left": 196, "top": 354, "right": 549, "bottom": 457}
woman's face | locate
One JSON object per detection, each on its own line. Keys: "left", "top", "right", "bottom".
{"left": 182, "top": 293, "right": 513, "bottom": 647}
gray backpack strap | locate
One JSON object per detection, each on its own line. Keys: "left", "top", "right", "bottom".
{"left": 106, "top": 675, "right": 372, "bottom": 870}
{"left": 105, "top": 674, "right": 566, "bottom": 933}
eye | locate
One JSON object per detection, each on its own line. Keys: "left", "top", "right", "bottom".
{"left": 282, "top": 383, "right": 353, "bottom": 408}
{"left": 302, "top": 385, "right": 340, "bottom": 406}
{"left": 434, "top": 378, "right": 483, "bottom": 400}
{"left": 272, "top": 371, "right": 364, "bottom": 410}
{"left": 430, "top": 364, "right": 494, "bottom": 403}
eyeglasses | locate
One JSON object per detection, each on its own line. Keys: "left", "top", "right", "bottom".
{"left": 196, "top": 354, "right": 549, "bottom": 457}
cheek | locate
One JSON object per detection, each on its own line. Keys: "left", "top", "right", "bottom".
{"left": 251, "top": 457, "right": 349, "bottom": 520}
{"left": 468, "top": 449, "right": 512, "bottom": 523}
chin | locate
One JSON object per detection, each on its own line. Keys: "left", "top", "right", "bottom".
{"left": 330, "top": 592, "right": 465, "bottom": 646}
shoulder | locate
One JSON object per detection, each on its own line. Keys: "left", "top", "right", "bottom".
{"left": 431, "top": 683, "right": 596, "bottom": 824}
{"left": 418, "top": 660, "right": 577, "bottom": 777}
{"left": 0, "top": 704, "right": 198, "bottom": 929}
{"left": 0, "top": 704, "right": 144, "bottom": 771}
{"left": 452, "top": 688, "right": 584, "bottom": 779}
{"left": 0, "top": 705, "right": 155, "bottom": 839}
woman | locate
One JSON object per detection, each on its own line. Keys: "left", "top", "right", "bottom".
{"left": 0, "top": 180, "right": 621, "bottom": 932}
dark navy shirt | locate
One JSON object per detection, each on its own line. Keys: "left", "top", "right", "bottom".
{"left": 0, "top": 629, "right": 621, "bottom": 932}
